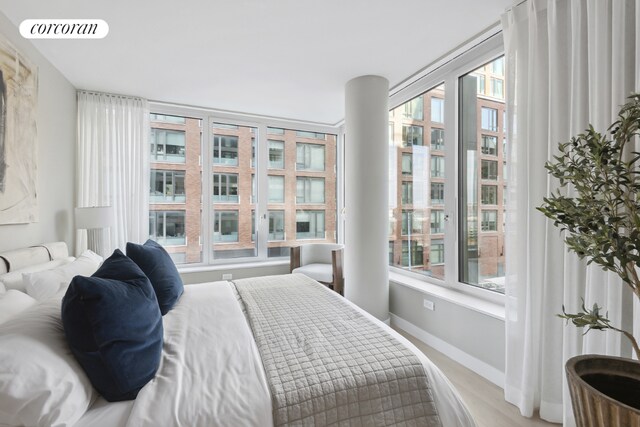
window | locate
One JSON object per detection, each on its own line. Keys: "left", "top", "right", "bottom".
{"left": 213, "top": 173, "right": 238, "bottom": 202}
{"left": 151, "top": 129, "right": 185, "bottom": 163}
{"left": 389, "top": 241, "right": 394, "bottom": 265}
{"left": 296, "top": 130, "right": 326, "bottom": 140}
{"left": 402, "top": 181, "right": 413, "bottom": 204}
{"left": 149, "top": 211, "right": 186, "bottom": 246}
{"left": 481, "top": 210, "right": 498, "bottom": 231}
{"left": 431, "top": 182, "right": 444, "bottom": 205}
{"left": 430, "top": 239, "right": 444, "bottom": 264}
{"left": 460, "top": 56, "right": 507, "bottom": 292}
{"left": 402, "top": 153, "right": 412, "bottom": 175}
{"left": 268, "top": 175, "right": 285, "bottom": 203}
{"left": 481, "top": 160, "right": 498, "bottom": 180}
{"left": 431, "top": 128, "right": 444, "bottom": 150}
{"left": 213, "top": 211, "right": 238, "bottom": 242}
{"left": 268, "top": 211, "right": 285, "bottom": 241}
{"left": 296, "top": 210, "right": 325, "bottom": 239}
{"left": 430, "top": 210, "right": 444, "bottom": 234}
{"left": 431, "top": 156, "right": 445, "bottom": 178}
{"left": 401, "top": 210, "right": 423, "bottom": 235}
{"left": 296, "top": 143, "right": 325, "bottom": 171}
{"left": 150, "top": 170, "right": 185, "bottom": 202}
{"left": 481, "top": 185, "right": 498, "bottom": 205}
{"left": 476, "top": 74, "right": 486, "bottom": 95}
{"left": 296, "top": 177, "right": 325, "bottom": 203}
{"left": 268, "top": 140, "right": 284, "bottom": 169}
{"left": 402, "top": 125, "right": 423, "bottom": 146}
{"left": 213, "top": 135, "right": 238, "bottom": 165}
{"left": 481, "top": 135, "right": 497, "bottom": 155}
{"left": 151, "top": 114, "right": 185, "bottom": 124}
{"left": 403, "top": 96, "right": 423, "bottom": 120}
{"left": 268, "top": 127, "right": 285, "bottom": 135}
{"left": 481, "top": 107, "right": 498, "bottom": 131}
{"left": 431, "top": 98, "right": 444, "bottom": 123}
{"left": 401, "top": 240, "right": 423, "bottom": 267}
{"left": 390, "top": 85, "right": 447, "bottom": 280}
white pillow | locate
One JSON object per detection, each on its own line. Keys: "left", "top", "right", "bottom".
{"left": 0, "top": 295, "right": 96, "bottom": 426}
{"left": 0, "top": 257, "right": 75, "bottom": 293}
{"left": 0, "top": 290, "right": 37, "bottom": 325}
{"left": 23, "top": 251, "right": 103, "bottom": 301}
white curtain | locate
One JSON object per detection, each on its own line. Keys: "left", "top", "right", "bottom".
{"left": 76, "top": 91, "right": 150, "bottom": 256}
{"left": 501, "top": 0, "right": 639, "bottom": 425}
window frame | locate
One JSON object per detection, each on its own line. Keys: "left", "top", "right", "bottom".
{"left": 388, "top": 32, "right": 505, "bottom": 304}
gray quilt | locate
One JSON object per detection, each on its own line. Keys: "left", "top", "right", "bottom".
{"left": 233, "top": 274, "right": 442, "bottom": 427}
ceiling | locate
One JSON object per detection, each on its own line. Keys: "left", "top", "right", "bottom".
{"left": 0, "top": 0, "right": 513, "bottom": 124}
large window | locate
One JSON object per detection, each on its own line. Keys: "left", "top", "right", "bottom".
{"left": 390, "top": 51, "right": 507, "bottom": 295}
{"left": 403, "top": 97, "right": 423, "bottom": 120}
{"left": 149, "top": 112, "right": 337, "bottom": 264}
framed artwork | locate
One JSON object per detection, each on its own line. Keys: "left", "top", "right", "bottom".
{"left": 0, "top": 33, "right": 38, "bottom": 224}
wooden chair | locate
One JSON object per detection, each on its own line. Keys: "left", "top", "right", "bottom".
{"left": 290, "top": 243, "right": 344, "bottom": 295}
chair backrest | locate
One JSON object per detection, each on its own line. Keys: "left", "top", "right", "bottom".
{"left": 300, "top": 243, "right": 344, "bottom": 266}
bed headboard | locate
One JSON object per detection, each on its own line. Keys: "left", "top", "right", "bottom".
{"left": 0, "top": 242, "right": 69, "bottom": 275}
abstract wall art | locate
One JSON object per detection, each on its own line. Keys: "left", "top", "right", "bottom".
{"left": 0, "top": 33, "right": 38, "bottom": 224}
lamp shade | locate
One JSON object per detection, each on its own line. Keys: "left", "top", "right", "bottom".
{"left": 75, "top": 206, "right": 115, "bottom": 230}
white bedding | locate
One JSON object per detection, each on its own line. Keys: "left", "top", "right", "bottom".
{"left": 73, "top": 280, "right": 474, "bottom": 427}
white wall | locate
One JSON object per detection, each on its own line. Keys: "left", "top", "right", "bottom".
{"left": 0, "top": 12, "right": 77, "bottom": 253}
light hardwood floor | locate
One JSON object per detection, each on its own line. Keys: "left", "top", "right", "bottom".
{"left": 394, "top": 328, "right": 559, "bottom": 427}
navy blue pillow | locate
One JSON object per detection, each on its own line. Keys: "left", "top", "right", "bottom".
{"left": 126, "top": 239, "right": 183, "bottom": 315}
{"left": 61, "top": 249, "right": 163, "bottom": 402}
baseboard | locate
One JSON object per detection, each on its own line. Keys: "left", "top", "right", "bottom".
{"left": 390, "top": 313, "right": 505, "bottom": 388}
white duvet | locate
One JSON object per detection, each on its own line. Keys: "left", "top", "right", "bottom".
{"left": 75, "top": 281, "right": 474, "bottom": 427}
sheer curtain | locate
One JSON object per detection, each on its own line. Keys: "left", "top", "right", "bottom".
{"left": 76, "top": 91, "right": 150, "bottom": 256}
{"left": 501, "top": 0, "right": 639, "bottom": 425}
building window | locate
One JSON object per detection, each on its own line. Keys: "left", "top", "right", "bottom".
{"left": 481, "top": 210, "right": 498, "bottom": 231}
{"left": 431, "top": 98, "right": 444, "bottom": 123}
{"left": 296, "top": 177, "right": 325, "bottom": 203}
{"left": 431, "top": 156, "right": 445, "bottom": 178}
{"left": 481, "top": 160, "right": 498, "bottom": 180}
{"left": 401, "top": 240, "right": 423, "bottom": 267}
{"left": 296, "top": 143, "right": 325, "bottom": 171}
{"left": 213, "top": 135, "right": 238, "bottom": 166}
{"left": 268, "top": 175, "right": 285, "bottom": 203}
{"left": 490, "top": 77, "right": 504, "bottom": 99}
{"left": 268, "top": 140, "right": 284, "bottom": 169}
{"left": 430, "top": 210, "right": 445, "bottom": 234}
{"left": 431, "top": 182, "right": 444, "bottom": 205}
{"left": 431, "top": 128, "right": 444, "bottom": 150}
{"left": 150, "top": 170, "right": 185, "bottom": 203}
{"left": 402, "top": 153, "right": 413, "bottom": 175}
{"left": 492, "top": 57, "right": 504, "bottom": 76}
{"left": 151, "top": 128, "right": 186, "bottom": 163}
{"left": 213, "top": 211, "right": 239, "bottom": 242}
{"left": 430, "top": 239, "right": 444, "bottom": 265}
{"left": 481, "top": 185, "right": 498, "bottom": 205}
{"left": 389, "top": 241, "right": 394, "bottom": 265}
{"left": 268, "top": 211, "right": 285, "bottom": 241}
{"left": 213, "top": 173, "right": 239, "bottom": 203}
{"left": 403, "top": 96, "right": 423, "bottom": 120}
{"left": 481, "top": 107, "right": 498, "bottom": 131}
{"left": 213, "top": 123, "right": 238, "bottom": 130}
{"left": 481, "top": 135, "right": 497, "bottom": 155}
{"left": 296, "top": 210, "right": 325, "bottom": 239}
{"left": 149, "top": 211, "right": 186, "bottom": 246}
{"left": 401, "top": 210, "right": 423, "bottom": 235}
{"left": 476, "top": 74, "right": 486, "bottom": 95}
{"left": 402, "top": 181, "right": 413, "bottom": 204}
{"left": 402, "top": 125, "right": 424, "bottom": 147}
{"left": 151, "top": 114, "right": 185, "bottom": 124}
{"left": 268, "top": 127, "right": 285, "bottom": 135}
{"left": 296, "top": 130, "right": 326, "bottom": 140}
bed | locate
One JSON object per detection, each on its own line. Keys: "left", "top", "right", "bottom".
{"left": 0, "top": 242, "right": 476, "bottom": 427}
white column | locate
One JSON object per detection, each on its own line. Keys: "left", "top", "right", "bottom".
{"left": 344, "top": 75, "right": 389, "bottom": 322}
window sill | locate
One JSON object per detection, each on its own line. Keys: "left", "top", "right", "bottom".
{"left": 178, "top": 259, "right": 289, "bottom": 274}
{"left": 389, "top": 271, "right": 505, "bottom": 321}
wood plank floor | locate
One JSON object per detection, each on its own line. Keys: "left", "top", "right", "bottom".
{"left": 394, "top": 328, "right": 559, "bottom": 427}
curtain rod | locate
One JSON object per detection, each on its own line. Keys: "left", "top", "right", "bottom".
{"left": 77, "top": 89, "right": 145, "bottom": 101}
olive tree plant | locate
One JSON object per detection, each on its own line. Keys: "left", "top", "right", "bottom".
{"left": 538, "top": 94, "right": 640, "bottom": 359}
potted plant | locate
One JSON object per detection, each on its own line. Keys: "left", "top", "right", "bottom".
{"left": 538, "top": 93, "right": 640, "bottom": 426}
